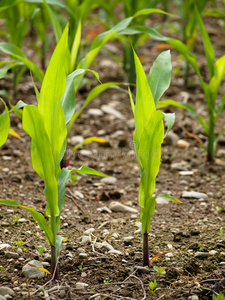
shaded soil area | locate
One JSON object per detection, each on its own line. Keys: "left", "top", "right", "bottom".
{"left": 1, "top": 5, "right": 225, "bottom": 300}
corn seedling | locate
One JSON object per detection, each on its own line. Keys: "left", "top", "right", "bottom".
{"left": 127, "top": 3, "right": 225, "bottom": 161}
{"left": 0, "top": 25, "right": 107, "bottom": 280}
{"left": 37, "top": 245, "right": 45, "bottom": 260}
{"left": 129, "top": 49, "right": 180, "bottom": 267}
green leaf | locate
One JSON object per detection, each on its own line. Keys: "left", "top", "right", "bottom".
{"left": 194, "top": 4, "right": 215, "bottom": 79}
{"left": 61, "top": 69, "right": 99, "bottom": 124}
{"left": 138, "top": 110, "right": 165, "bottom": 207}
{"left": 22, "top": 105, "right": 59, "bottom": 218}
{"left": 71, "top": 165, "right": 108, "bottom": 177}
{"left": 0, "top": 0, "right": 23, "bottom": 13}
{"left": 209, "top": 55, "right": 225, "bottom": 106}
{"left": 163, "top": 113, "right": 175, "bottom": 136}
{"left": 157, "top": 99, "right": 209, "bottom": 135}
{"left": 38, "top": 24, "right": 68, "bottom": 176}
{"left": 70, "top": 19, "right": 81, "bottom": 72}
{"left": 128, "top": 87, "right": 135, "bottom": 116}
{"left": 0, "top": 99, "right": 10, "bottom": 147}
{"left": 216, "top": 93, "right": 225, "bottom": 119}
{"left": 157, "top": 194, "right": 181, "bottom": 203}
{"left": 0, "top": 43, "right": 44, "bottom": 82}
{"left": 133, "top": 49, "right": 155, "bottom": 146}
{"left": 0, "top": 199, "right": 53, "bottom": 245}
{"left": 133, "top": 8, "right": 168, "bottom": 19}
{"left": 68, "top": 81, "right": 121, "bottom": 133}
{"left": 148, "top": 50, "right": 171, "bottom": 106}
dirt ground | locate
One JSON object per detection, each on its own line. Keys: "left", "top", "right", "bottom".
{"left": 1, "top": 4, "right": 225, "bottom": 300}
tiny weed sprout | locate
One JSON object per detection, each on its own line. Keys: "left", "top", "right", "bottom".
{"left": 129, "top": 49, "right": 181, "bottom": 267}
{"left": 149, "top": 280, "right": 161, "bottom": 297}
{"left": 153, "top": 266, "right": 166, "bottom": 280}
{"left": 0, "top": 266, "right": 4, "bottom": 272}
{"left": 0, "top": 24, "right": 107, "bottom": 280}
{"left": 12, "top": 241, "right": 26, "bottom": 252}
{"left": 37, "top": 245, "right": 45, "bottom": 260}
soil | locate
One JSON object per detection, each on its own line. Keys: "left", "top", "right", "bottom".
{"left": 1, "top": 3, "right": 225, "bottom": 300}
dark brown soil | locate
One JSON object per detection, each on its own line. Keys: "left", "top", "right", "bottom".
{"left": 1, "top": 3, "right": 225, "bottom": 300}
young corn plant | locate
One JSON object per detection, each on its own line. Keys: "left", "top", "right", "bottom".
{"left": 127, "top": 4, "right": 225, "bottom": 161}
{"left": 129, "top": 49, "right": 180, "bottom": 267}
{"left": 0, "top": 25, "right": 107, "bottom": 280}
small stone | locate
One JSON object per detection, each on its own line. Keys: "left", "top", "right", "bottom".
{"left": 109, "top": 201, "right": 138, "bottom": 213}
{"left": 194, "top": 252, "right": 209, "bottom": 258}
{"left": 84, "top": 228, "right": 95, "bottom": 235}
{"left": 171, "top": 161, "right": 189, "bottom": 171}
{"left": 108, "top": 249, "right": 122, "bottom": 255}
{"left": 79, "top": 149, "right": 92, "bottom": 157}
{"left": 164, "top": 131, "right": 179, "bottom": 146}
{"left": 87, "top": 108, "right": 103, "bottom": 117}
{"left": 97, "top": 207, "right": 112, "bottom": 213}
{"left": 17, "top": 218, "right": 27, "bottom": 223}
{"left": 97, "top": 129, "right": 106, "bottom": 136}
{"left": 0, "top": 287, "right": 15, "bottom": 297}
{"left": 182, "top": 191, "right": 207, "bottom": 199}
{"left": 100, "top": 177, "right": 117, "bottom": 184}
{"left": 134, "top": 266, "right": 150, "bottom": 274}
{"left": 176, "top": 139, "right": 190, "bottom": 148}
{"left": 209, "top": 250, "right": 217, "bottom": 255}
{"left": 77, "top": 248, "right": 86, "bottom": 253}
{"left": 0, "top": 244, "right": 10, "bottom": 251}
{"left": 5, "top": 252, "right": 19, "bottom": 259}
{"left": 10, "top": 175, "right": 22, "bottom": 183}
{"left": 101, "top": 241, "right": 114, "bottom": 251}
{"left": 80, "top": 236, "right": 91, "bottom": 245}
{"left": 188, "top": 295, "right": 199, "bottom": 300}
{"left": 79, "top": 253, "right": 88, "bottom": 259}
{"left": 101, "top": 105, "right": 124, "bottom": 119}
{"left": 110, "top": 130, "right": 124, "bottom": 138}
{"left": 2, "top": 156, "right": 11, "bottom": 161}
{"left": 156, "top": 197, "right": 169, "bottom": 205}
{"left": 123, "top": 236, "right": 134, "bottom": 246}
{"left": 0, "top": 295, "right": 6, "bottom": 300}
{"left": 75, "top": 282, "right": 88, "bottom": 290}
{"left": 69, "top": 135, "right": 84, "bottom": 146}
{"left": 22, "top": 260, "right": 46, "bottom": 279}
{"left": 127, "top": 119, "right": 135, "bottom": 129}
{"left": 179, "top": 171, "right": 194, "bottom": 176}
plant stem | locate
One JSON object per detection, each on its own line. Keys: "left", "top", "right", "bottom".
{"left": 50, "top": 217, "right": 59, "bottom": 280}
{"left": 143, "top": 233, "right": 149, "bottom": 267}
{"left": 207, "top": 112, "right": 215, "bottom": 162}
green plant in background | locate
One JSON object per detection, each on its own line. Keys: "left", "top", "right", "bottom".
{"left": 213, "top": 294, "right": 224, "bottom": 300}
{"left": 12, "top": 240, "right": 26, "bottom": 251}
{"left": 148, "top": 280, "right": 161, "bottom": 297}
{"left": 128, "top": 3, "right": 225, "bottom": 162}
{"left": 0, "top": 25, "right": 107, "bottom": 280}
{"left": 153, "top": 266, "right": 166, "bottom": 280}
{"left": 37, "top": 245, "right": 45, "bottom": 260}
{"left": 129, "top": 49, "right": 180, "bottom": 267}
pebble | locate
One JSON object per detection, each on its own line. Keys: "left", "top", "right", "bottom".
{"left": 188, "top": 295, "right": 199, "bottom": 300}
{"left": 97, "top": 207, "right": 112, "bottom": 213}
{"left": 97, "top": 129, "right": 106, "bottom": 136}
{"left": 75, "top": 282, "right": 88, "bottom": 290}
{"left": 17, "top": 218, "right": 27, "bottom": 223}
{"left": 100, "top": 177, "right": 117, "bottom": 184}
{"left": 108, "top": 249, "right": 122, "bottom": 255}
{"left": 87, "top": 108, "right": 103, "bottom": 117}
{"left": 22, "top": 260, "right": 46, "bottom": 279}
{"left": 182, "top": 191, "right": 207, "bottom": 199}
{"left": 80, "top": 236, "right": 91, "bottom": 245}
{"left": 109, "top": 201, "right": 138, "bottom": 213}
{"left": 123, "top": 236, "right": 134, "bottom": 246}
{"left": 127, "top": 118, "right": 135, "bottom": 129}
{"left": 209, "top": 250, "right": 217, "bottom": 255}
{"left": 101, "top": 105, "right": 124, "bottom": 119}
{"left": 0, "top": 295, "right": 6, "bottom": 300}
{"left": 164, "top": 131, "right": 179, "bottom": 146}
{"left": 10, "top": 175, "right": 22, "bottom": 183}
{"left": 69, "top": 135, "right": 84, "bottom": 145}
{"left": 156, "top": 197, "right": 169, "bottom": 205}
{"left": 134, "top": 266, "right": 150, "bottom": 274}
{"left": 171, "top": 161, "right": 189, "bottom": 171}
{"left": 176, "top": 139, "right": 190, "bottom": 148}
{"left": 5, "top": 252, "right": 19, "bottom": 259}
{"left": 84, "top": 228, "right": 95, "bottom": 235}
{"left": 0, "top": 244, "right": 10, "bottom": 251}
{"left": 79, "top": 149, "right": 92, "bottom": 157}
{"left": 110, "top": 130, "right": 124, "bottom": 138}
{"left": 79, "top": 253, "right": 88, "bottom": 259}
{"left": 0, "top": 287, "right": 15, "bottom": 297}
{"left": 179, "top": 171, "right": 194, "bottom": 176}
{"left": 194, "top": 252, "right": 209, "bottom": 258}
